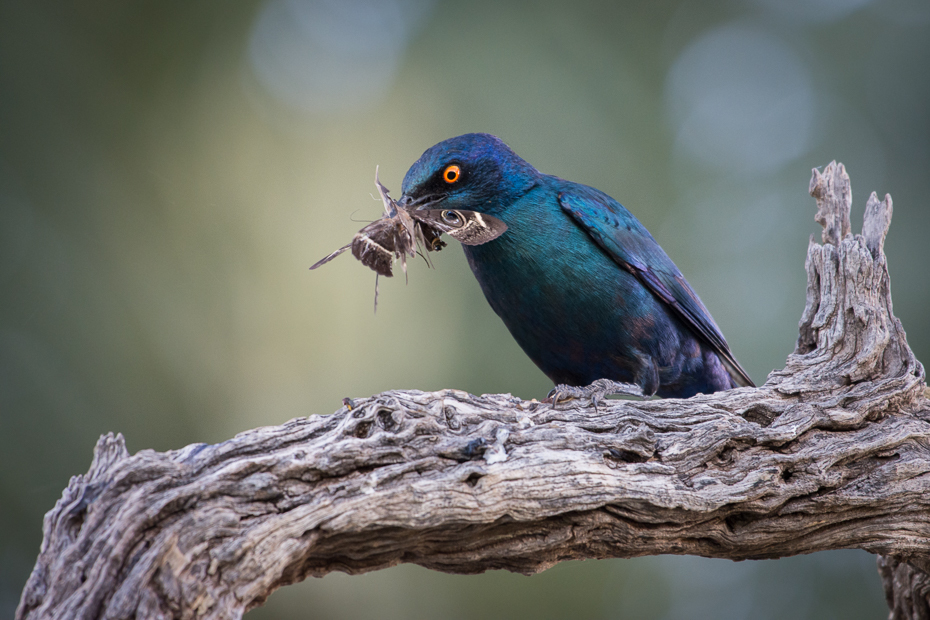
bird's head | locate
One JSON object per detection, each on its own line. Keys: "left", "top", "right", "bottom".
{"left": 399, "top": 133, "right": 538, "bottom": 215}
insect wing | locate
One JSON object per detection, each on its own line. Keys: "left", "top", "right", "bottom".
{"left": 351, "top": 219, "right": 397, "bottom": 277}
{"left": 374, "top": 167, "right": 399, "bottom": 218}
{"left": 310, "top": 244, "right": 351, "bottom": 270}
{"left": 413, "top": 209, "right": 508, "bottom": 246}
{"left": 391, "top": 208, "right": 417, "bottom": 259}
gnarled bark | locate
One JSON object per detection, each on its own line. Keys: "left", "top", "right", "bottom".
{"left": 16, "top": 162, "right": 930, "bottom": 620}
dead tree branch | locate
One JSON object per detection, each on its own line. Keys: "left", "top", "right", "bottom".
{"left": 17, "top": 162, "right": 930, "bottom": 620}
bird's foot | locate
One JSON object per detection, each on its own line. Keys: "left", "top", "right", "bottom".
{"left": 546, "top": 379, "right": 645, "bottom": 411}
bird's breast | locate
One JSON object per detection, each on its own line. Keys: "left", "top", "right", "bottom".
{"left": 462, "top": 194, "right": 672, "bottom": 383}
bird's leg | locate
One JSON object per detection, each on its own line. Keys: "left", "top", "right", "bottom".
{"left": 546, "top": 378, "right": 646, "bottom": 411}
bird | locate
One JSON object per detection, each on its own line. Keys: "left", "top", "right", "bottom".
{"left": 397, "top": 133, "right": 754, "bottom": 400}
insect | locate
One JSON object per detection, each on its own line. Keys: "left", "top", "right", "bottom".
{"left": 310, "top": 168, "right": 508, "bottom": 309}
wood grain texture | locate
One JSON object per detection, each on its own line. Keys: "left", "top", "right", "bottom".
{"left": 17, "top": 162, "right": 930, "bottom": 619}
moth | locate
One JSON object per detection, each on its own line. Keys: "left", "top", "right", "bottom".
{"left": 310, "top": 168, "right": 508, "bottom": 308}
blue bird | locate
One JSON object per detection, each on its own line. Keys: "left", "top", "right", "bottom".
{"left": 398, "top": 133, "right": 754, "bottom": 399}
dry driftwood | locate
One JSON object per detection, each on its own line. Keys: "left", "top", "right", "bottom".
{"left": 16, "top": 162, "right": 930, "bottom": 620}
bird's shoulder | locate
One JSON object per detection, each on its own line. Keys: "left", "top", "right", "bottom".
{"left": 549, "top": 179, "right": 669, "bottom": 273}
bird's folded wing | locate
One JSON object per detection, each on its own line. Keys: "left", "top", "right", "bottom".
{"left": 558, "top": 190, "right": 754, "bottom": 388}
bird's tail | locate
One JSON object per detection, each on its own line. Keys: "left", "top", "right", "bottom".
{"left": 721, "top": 354, "right": 755, "bottom": 388}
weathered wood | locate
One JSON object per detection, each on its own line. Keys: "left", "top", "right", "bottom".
{"left": 16, "top": 162, "right": 930, "bottom": 620}
{"left": 879, "top": 556, "right": 930, "bottom": 620}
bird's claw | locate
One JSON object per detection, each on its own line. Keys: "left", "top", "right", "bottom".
{"left": 546, "top": 379, "right": 645, "bottom": 411}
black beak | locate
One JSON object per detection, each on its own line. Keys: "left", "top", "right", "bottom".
{"left": 398, "top": 193, "right": 442, "bottom": 211}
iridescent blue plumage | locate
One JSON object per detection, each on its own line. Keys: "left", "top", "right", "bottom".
{"left": 400, "top": 133, "right": 753, "bottom": 398}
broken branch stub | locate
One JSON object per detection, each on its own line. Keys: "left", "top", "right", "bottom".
{"left": 16, "top": 163, "right": 930, "bottom": 620}
{"left": 810, "top": 160, "right": 853, "bottom": 246}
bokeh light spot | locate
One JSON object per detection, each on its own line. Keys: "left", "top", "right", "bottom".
{"left": 665, "top": 24, "right": 816, "bottom": 175}
{"left": 248, "top": 0, "right": 434, "bottom": 113}
{"left": 748, "top": 0, "right": 876, "bottom": 23}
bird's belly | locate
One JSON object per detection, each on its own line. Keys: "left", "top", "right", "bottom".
{"left": 463, "top": 224, "right": 724, "bottom": 397}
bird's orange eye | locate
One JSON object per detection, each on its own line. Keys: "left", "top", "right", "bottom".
{"left": 443, "top": 164, "right": 461, "bottom": 184}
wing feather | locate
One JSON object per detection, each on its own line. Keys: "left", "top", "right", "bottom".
{"left": 558, "top": 189, "right": 754, "bottom": 388}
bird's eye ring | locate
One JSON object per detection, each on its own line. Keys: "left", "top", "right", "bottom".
{"left": 443, "top": 164, "right": 461, "bottom": 184}
{"left": 441, "top": 210, "right": 463, "bottom": 226}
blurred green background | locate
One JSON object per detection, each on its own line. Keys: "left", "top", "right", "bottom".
{"left": 2, "top": 0, "right": 927, "bottom": 618}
